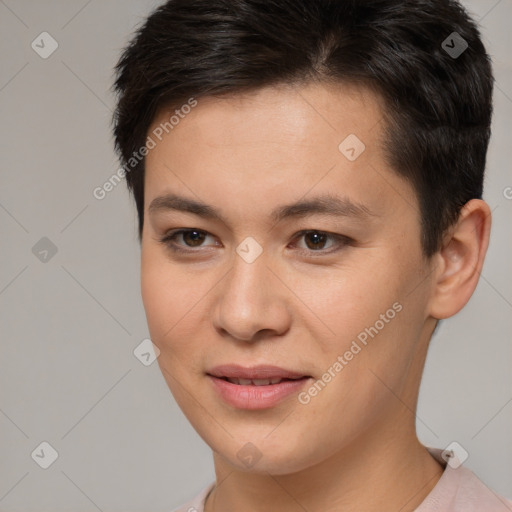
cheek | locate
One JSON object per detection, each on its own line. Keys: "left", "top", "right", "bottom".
{"left": 140, "top": 251, "right": 170, "bottom": 337}
{"left": 297, "top": 258, "right": 403, "bottom": 349}
{"left": 140, "top": 249, "right": 214, "bottom": 372}
{"left": 297, "top": 252, "right": 427, "bottom": 396}
{"left": 140, "top": 253, "right": 205, "bottom": 406}
{"left": 318, "top": 271, "right": 428, "bottom": 416}
{"left": 140, "top": 250, "right": 192, "bottom": 354}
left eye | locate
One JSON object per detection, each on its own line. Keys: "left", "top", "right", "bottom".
{"left": 159, "top": 228, "right": 351, "bottom": 254}
{"left": 292, "top": 230, "right": 347, "bottom": 252}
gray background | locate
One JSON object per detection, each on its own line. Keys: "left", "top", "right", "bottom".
{"left": 0, "top": 0, "right": 511, "bottom": 510}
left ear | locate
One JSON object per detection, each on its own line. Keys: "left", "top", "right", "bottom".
{"left": 428, "top": 199, "right": 492, "bottom": 319}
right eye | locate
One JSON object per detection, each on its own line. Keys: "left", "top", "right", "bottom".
{"left": 158, "top": 228, "right": 219, "bottom": 253}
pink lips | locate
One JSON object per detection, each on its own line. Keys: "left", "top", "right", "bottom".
{"left": 207, "top": 364, "right": 312, "bottom": 410}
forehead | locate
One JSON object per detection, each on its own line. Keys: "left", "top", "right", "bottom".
{"left": 143, "top": 82, "right": 414, "bottom": 226}
{"left": 148, "top": 81, "right": 384, "bottom": 153}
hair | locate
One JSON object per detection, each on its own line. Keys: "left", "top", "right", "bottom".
{"left": 112, "top": 0, "right": 493, "bottom": 257}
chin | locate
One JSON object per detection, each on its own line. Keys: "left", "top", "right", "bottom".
{"left": 205, "top": 429, "right": 331, "bottom": 476}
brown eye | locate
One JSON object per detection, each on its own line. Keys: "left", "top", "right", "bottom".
{"left": 303, "top": 231, "right": 328, "bottom": 250}
{"left": 181, "top": 230, "right": 206, "bottom": 247}
{"left": 159, "top": 228, "right": 217, "bottom": 253}
{"left": 292, "top": 230, "right": 352, "bottom": 255}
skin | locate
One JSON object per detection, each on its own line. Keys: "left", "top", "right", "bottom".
{"left": 140, "top": 81, "right": 491, "bottom": 512}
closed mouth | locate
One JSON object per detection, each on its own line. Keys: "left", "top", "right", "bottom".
{"left": 217, "top": 376, "right": 308, "bottom": 386}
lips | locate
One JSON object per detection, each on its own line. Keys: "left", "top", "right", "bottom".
{"left": 224, "top": 377, "right": 295, "bottom": 386}
{"left": 207, "top": 365, "right": 312, "bottom": 409}
{"left": 207, "top": 364, "right": 310, "bottom": 383}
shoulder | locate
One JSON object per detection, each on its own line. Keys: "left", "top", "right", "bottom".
{"left": 451, "top": 466, "right": 512, "bottom": 511}
{"left": 170, "top": 482, "right": 215, "bottom": 512}
{"left": 417, "top": 447, "right": 512, "bottom": 512}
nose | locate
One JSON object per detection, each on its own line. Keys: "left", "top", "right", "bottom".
{"left": 212, "top": 250, "right": 291, "bottom": 343}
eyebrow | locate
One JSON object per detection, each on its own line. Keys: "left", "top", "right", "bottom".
{"left": 148, "top": 192, "right": 376, "bottom": 225}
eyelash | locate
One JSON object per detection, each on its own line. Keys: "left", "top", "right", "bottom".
{"left": 158, "top": 228, "right": 353, "bottom": 256}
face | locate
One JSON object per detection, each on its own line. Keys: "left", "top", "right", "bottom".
{"left": 141, "top": 82, "right": 438, "bottom": 475}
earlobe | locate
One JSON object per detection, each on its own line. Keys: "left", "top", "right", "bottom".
{"left": 428, "top": 199, "right": 492, "bottom": 319}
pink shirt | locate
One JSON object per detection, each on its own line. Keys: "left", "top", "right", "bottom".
{"left": 172, "top": 447, "right": 512, "bottom": 511}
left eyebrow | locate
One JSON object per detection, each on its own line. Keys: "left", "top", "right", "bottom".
{"left": 147, "top": 192, "right": 377, "bottom": 225}
{"left": 270, "top": 193, "right": 376, "bottom": 223}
